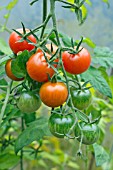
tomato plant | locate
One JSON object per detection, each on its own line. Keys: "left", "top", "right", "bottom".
{"left": 39, "top": 81, "right": 68, "bottom": 107}
{"left": 62, "top": 47, "right": 91, "bottom": 74}
{"left": 17, "top": 91, "right": 41, "bottom": 113}
{"left": 74, "top": 121, "right": 100, "bottom": 145}
{"left": 26, "top": 51, "right": 58, "bottom": 82}
{"left": 0, "top": 0, "right": 112, "bottom": 170}
{"left": 9, "top": 28, "right": 37, "bottom": 54}
{"left": 5, "top": 59, "right": 24, "bottom": 81}
{"left": 70, "top": 88, "right": 92, "bottom": 110}
{"left": 48, "top": 113, "right": 74, "bottom": 138}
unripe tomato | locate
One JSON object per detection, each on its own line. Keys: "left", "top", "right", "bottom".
{"left": 9, "top": 28, "right": 36, "bottom": 54}
{"left": 70, "top": 88, "right": 92, "bottom": 110}
{"left": 39, "top": 82, "right": 68, "bottom": 107}
{"left": 48, "top": 113, "right": 75, "bottom": 138}
{"left": 74, "top": 121, "right": 100, "bottom": 145}
{"left": 5, "top": 59, "right": 24, "bottom": 81}
{"left": 26, "top": 52, "right": 57, "bottom": 82}
{"left": 17, "top": 91, "right": 41, "bottom": 113}
{"left": 62, "top": 47, "right": 91, "bottom": 74}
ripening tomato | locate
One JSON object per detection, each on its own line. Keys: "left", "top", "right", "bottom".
{"left": 5, "top": 59, "right": 24, "bottom": 81}
{"left": 48, "top": 113, "right": 75, "bottom": 138}
{"left": 62, "top": 47, "right": 91, "bottom": 74}
{"left": 9, "top": 28, "right": 37, "bottom": 54}
{"left": 17, "top": 91, "right": 41, "bottom": 113}
{"left": 26, "top": 52, "right": 58, "bottom": 82}
{"left": 39, "top": 82, "right": 68, "bottom": 107}
{"left": 74, "top": 121, "right": 100, "bottom": 145}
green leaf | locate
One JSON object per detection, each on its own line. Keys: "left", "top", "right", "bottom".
{"left": 6, "top": 0, "right": 19, "bottom": 10}
{"left": 59, "top": 33, "right": 77, "bottom": 47}
{"left": 11, "top": 50, "right": 30, "bottom": 78}
{"left": 81, "top": 66, "right": 112, "bottom": 98}
{"left": 0, "top": 38, "right": 12, "bottom": 55}
{"left": 68, "top": 161, "right": 80, "bottom": 169}
{"left": 24, "top": 112, "right": 36, "bottom": 126}
{"left": 59, "top": 33, "right": 72, "bottom": 47}
{"left": 0, "top": 153, "right": 19, "bottom": 169}
{"left": 83, "top": 37, "right": 96, "bottom": 48}
{"left": 92, "top": 46, "right": 113, "bottom": 68}
{"left": 0, "top": 78, "right": 8, "bottom": 91}
{"left": 93, "top": 143, "right": 110, "bottom": 166}
{"left": 80, "top": 5, "right": 87, "bottom": 23}
{"left": 15, "top": 117, "right": 51, "bottom": 154}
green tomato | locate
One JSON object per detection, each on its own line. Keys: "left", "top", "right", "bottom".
{"left": 74, "top": 121, "right": 100, "bottom": 145}
{"left": 70, "top": 88, "right": 92, "bottom": 110}
{"left": 48, "top": 113, "right": 75, "bottom": 138}
{"left": 17, "top": 91, "right": 41, "bottom": 113}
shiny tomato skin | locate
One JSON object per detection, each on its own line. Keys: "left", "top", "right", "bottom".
{"left": 70, "top": 88, "right": 92, "bottom": 110}
{"left": 17, "top": 91, "right": 41, "bottom": 113}
{"left": 74, "top": 122, "right": 100, "bottom": 145}
{"left": 48, "top": 113, "right": 75, "bottom": 138}
{"left": 39, "top": 82, "right": 68, "bottom": 107}
{"left": 26, "top": 52, "right": 57, "bottom": 82}
{"left": 5, "top": 59, "right": 24, "bottom": 81}
{"left": 9, "top": 28, "right": 37, "bottom": 54}
{"left": 62, "top": 47, "right": 91, "bottom": 74}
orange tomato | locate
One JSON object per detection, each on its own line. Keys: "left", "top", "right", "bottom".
{"left": 5, "top": 59, "right": 24, "bottom": 81}
{"left": 39, "top": 82, "right": 68, "bottom": 107}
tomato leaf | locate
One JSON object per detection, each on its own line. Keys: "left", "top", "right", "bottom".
{"left": 15, "top": 117, "right": 51, "bottom": 154}
{"left": 0, "top": 153, "right": 19, "bottom": 170}
{"left": 59, "top": 33, "right": 77, "bottom": 47}
{"left": 93, "top": 143, "right": 110, "bottom": 166}
{"left": 6, "top": 0, "right": 18, "bottom": 10}
{"left": 81, "top": 66, "right": 112, "bottom": 98}
{"left": 11, "top": 50, "right": 30, "bottom": 78}
{"left": 92, "top": 46, "right": 113, "bottom": 68}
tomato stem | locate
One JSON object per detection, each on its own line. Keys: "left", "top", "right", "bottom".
{"left": 0, "top": 81, "right": 13, "bottom": 125}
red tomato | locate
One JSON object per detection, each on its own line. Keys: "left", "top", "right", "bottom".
{"left": 9, "top": 28, "right": 37, "bottom": 54}
{"left": 26, "top": 52, "right": 57, "bottom": 82}
{"left": 5, "top": 59, "right": 24, "bottom": 81}
{"left": 39, "top": 82, "right": 68, "bottom": 107}
{"left": 62, "top": 47, "right": 91, "bottom": 74}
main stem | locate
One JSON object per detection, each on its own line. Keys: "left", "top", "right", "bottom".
{"left": 50, "top": 0, "right": 61, "bottom": 46}
{"left": 0, "top": 81, "right": 13, "bottom": 124}
{"left": 20, "top": 117, "right": 24, "bottom": 170}
{"left": 43, "top": 0, "right": 47, "bottom": 22}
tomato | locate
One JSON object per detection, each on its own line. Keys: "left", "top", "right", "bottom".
{"left": 17, "top": 91, "right": 41, "bottom": 113}
{"left": 26, "top": 52, "right": 58, "bottom": 82}
{"left": 62, "top": 47, "right": 91, "bottom": 74}
{"left": 70, "top": 88, "right": 92, "bottom": 110}
{"left": 39, "top": 82, "right": 68, "bottom": 107}
{"left": 9, "top": 28, "right": 37, "bottom": 54}
{"left": 74, "top": 121, "right": 100, "bottom": 145}
{"left": 48, "top": 113, "right": 75, "bottom": 138}
{"left": 5, "top": 59, "right": 24, "bottom": 81}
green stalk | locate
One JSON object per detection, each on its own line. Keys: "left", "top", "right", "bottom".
{"left": 43, "top": 0, "right": 47, "bottom": 22}
{"left": 0, "top": 81, "right": 13, "bottom": 125}
{"left": 20, "top": 117, "right": 24, "bottom": 170}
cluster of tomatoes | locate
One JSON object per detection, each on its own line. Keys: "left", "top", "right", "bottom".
{"left": 5, "top": 28, "right": 100, "bottom": 145}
